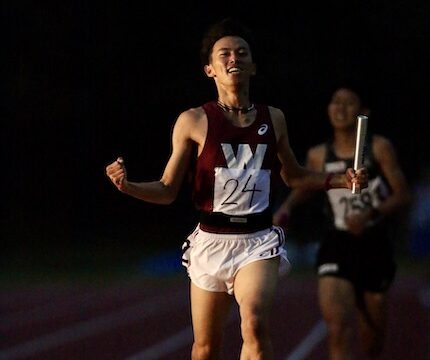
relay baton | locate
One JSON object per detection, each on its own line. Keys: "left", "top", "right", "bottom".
{"left": 352, "top": 115, "right": 368, "bottom": 194}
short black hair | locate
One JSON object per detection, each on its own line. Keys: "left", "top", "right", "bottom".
{"left": 327, "top": 78, "right": 372, "bottom": 109}
{"left": 200, "top": 17, "right": 255, "bottom": 66}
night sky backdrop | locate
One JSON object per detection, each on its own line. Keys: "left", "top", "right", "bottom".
{"left": 3, "top": 1, "right": 429, "bottom": 272}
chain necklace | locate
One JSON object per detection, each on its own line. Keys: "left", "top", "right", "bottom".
{"left": 217, "top": 100, "right": 255, "bottom": 114}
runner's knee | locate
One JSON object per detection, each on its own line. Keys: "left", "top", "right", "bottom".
{"left": 192, "top": 342, "right": 220, "bottom": 360}
{"left": 240, "top": 312, "right": 269, "bottom": 343}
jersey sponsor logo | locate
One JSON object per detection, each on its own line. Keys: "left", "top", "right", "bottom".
{"left": 221, "top": 143, "right": 267, "bottom": 169}
{"left": 257, "top": 124, "right": 268, "bottom": 135}
{"left": 318, "top": 263, "right": 339, "bottom": 275}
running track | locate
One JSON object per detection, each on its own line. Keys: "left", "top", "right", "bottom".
{"left": 1, "top": 270, "right": 428, "bottom": 359}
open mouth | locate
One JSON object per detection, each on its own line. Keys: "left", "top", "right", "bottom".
{"left": 227, "top": 67, "right": 242, "bottom": 74}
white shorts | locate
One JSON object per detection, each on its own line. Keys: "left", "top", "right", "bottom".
{"left": 181, "top": 225, "right": 291, "bottom": 295}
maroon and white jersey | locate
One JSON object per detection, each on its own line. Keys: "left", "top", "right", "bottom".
{"left": 192, "top": 101, "right": 280, "bottom": 229}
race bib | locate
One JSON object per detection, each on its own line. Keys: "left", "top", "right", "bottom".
{"left": 213, "top": 167, "right": 270, "bottom": 215}
{"left": 327, "top": 176, "right": 389, "bottom": 230}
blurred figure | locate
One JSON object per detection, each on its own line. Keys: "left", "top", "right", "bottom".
{"left": 409, "top": 167, "right": 430, "bottom": 260}
{"left": 274, "top": 85, "right": 411, "bottom": 359}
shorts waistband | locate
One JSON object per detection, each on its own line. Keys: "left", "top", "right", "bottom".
{"left": 199, "top": 210, "right": 272, "bottom": 233}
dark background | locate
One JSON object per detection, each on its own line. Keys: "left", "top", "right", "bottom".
{"left": 2, "top": 1, "right": 429, "bottom": 276}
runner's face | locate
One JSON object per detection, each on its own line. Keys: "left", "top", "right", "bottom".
{"left": 328, "top": 88, "right": 362, "bottom": 130}
{"left": 204, "top": 36, "right": 255, "bottom": 85}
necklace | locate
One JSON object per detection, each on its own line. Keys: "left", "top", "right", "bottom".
{"left": 217, "top": 100, "right": 255, "bottom": 114}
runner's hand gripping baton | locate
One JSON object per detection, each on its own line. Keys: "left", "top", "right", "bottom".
{"left": 352, "top": 115, "right": 368, "bottom": 194}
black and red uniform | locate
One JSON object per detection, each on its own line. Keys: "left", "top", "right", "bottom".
{"left": 317, "top": 136, "right": 396, "bottom": 293}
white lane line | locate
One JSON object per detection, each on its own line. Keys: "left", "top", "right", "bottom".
{"left": 125, "top": 326, "right": 193, "bottom": 360}
{"left": 125, "top": 307, "right": 240, "bottom": 360}
{"left": 285, "top": 319, "right": 327, "bottom": 360}
{"left": 1, "top": 290, "right": 103, "bottom": 330}
{"left": 0, "top": 289, "right": 188, "bottom": 359}
{"left": 1, "top": 285, "right": 158, "bottom": 329}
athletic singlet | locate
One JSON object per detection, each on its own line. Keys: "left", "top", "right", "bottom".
{"left": 191, "top": 101, "right": 281, "bottom": 233}
{"left": 324, "top": 135, "right": 391, "bottom": 230}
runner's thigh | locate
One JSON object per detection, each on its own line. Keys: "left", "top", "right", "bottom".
{"left": 234, "top": 257, "right": 280, "bottom": 310}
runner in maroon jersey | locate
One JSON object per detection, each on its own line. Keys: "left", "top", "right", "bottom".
{"left": 106, "top": 18, "right": 368, "bottom": 360}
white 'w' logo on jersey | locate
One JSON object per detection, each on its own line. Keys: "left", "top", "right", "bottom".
{"left": 221, "top": 144, "right": 267, "bottom": 169}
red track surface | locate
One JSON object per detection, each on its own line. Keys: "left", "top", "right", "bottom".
{"left": 1, "top": 270, "right": 428, "bottom": 359}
